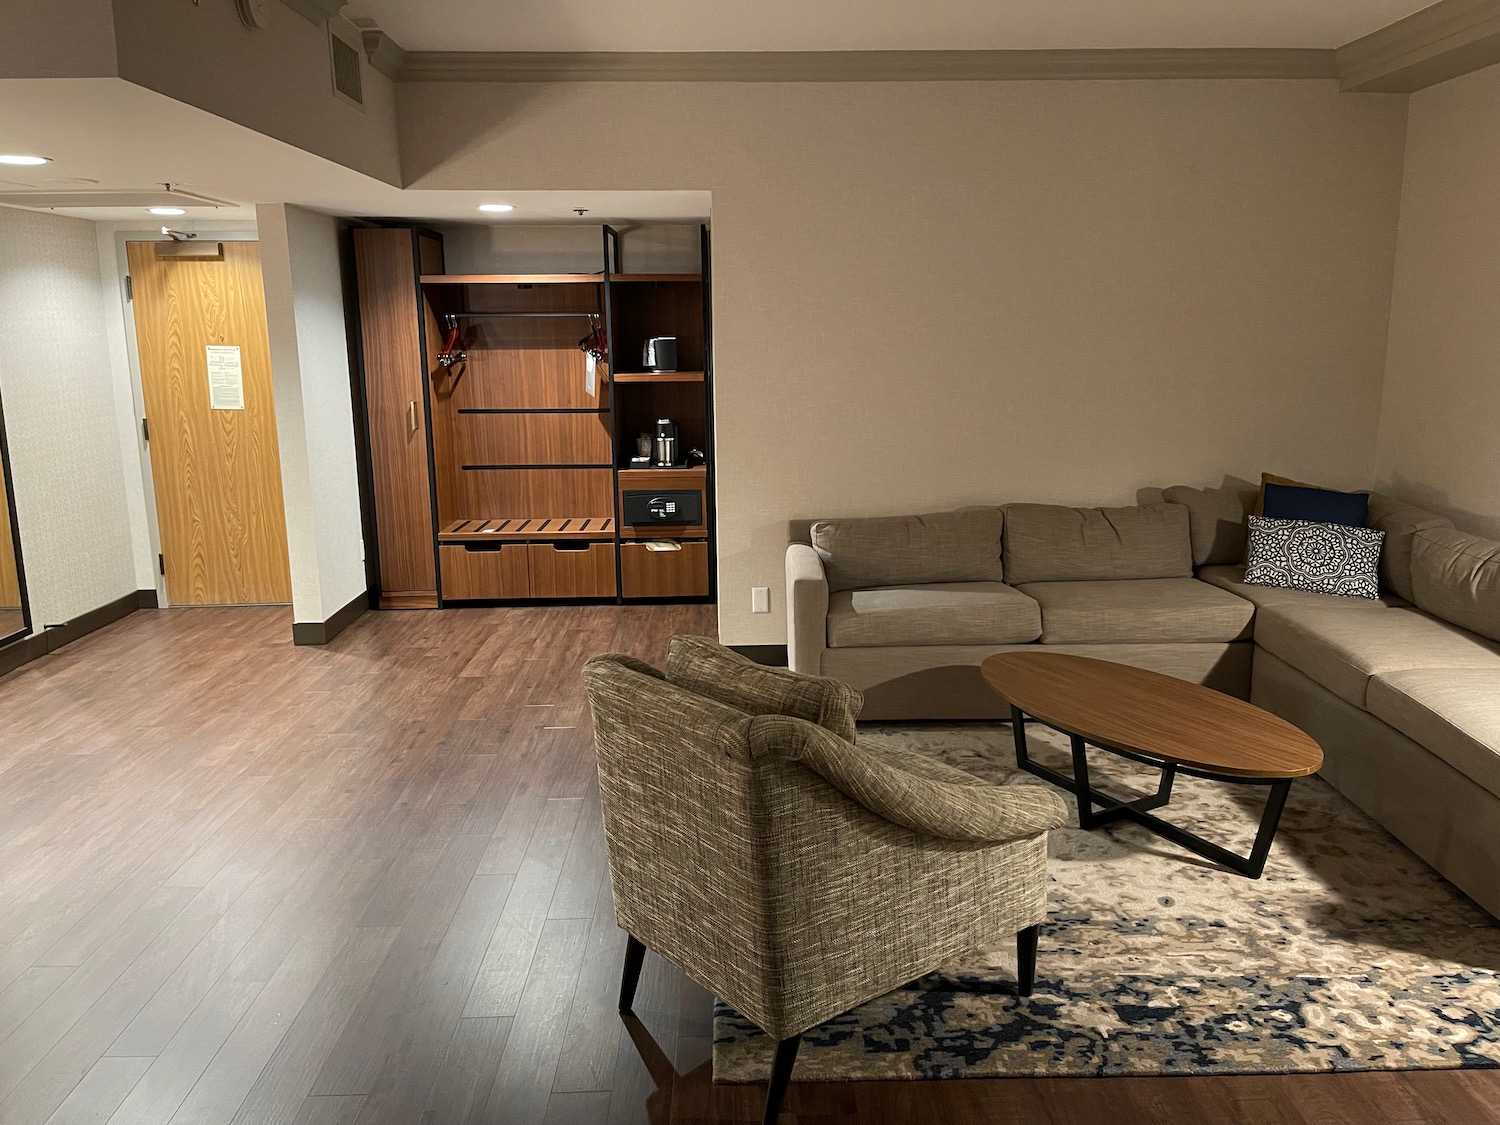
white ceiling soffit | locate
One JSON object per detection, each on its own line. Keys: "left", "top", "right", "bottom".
{"left": 343, "top": 0, "right": 1434, "bottom": 53}
{"left": 0, "top": 80, "right": 709, "bottom": 224}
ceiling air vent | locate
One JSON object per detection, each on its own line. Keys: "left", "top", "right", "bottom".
{"left": 329, "top": 20, "right": 364, "bottom": 110}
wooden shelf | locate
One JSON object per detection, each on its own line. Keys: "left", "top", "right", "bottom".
{"left": 420, "top": 273, "right": 700, "bottom": 286}
{"left": 618, "top": 466, "right": 706, "bottom": 482}
{"left": 610, "top": 372, "right": 705, "bottom": 383}
{"left": 421, "top": 274, "right": 604, "bottom": 285}
{"left": 441, "top": 517, "right": 615, "bottom": 543}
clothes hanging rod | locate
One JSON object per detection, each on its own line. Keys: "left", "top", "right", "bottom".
{"left": 444, "top": 311, "right": 599, "bottom": 327}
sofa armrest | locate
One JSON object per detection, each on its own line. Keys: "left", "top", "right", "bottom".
{"left": 785, "top": 543, "right": 829, "bottom": 675}
{"left": 751, "top": 715, "right": 1069, "bottom": 844}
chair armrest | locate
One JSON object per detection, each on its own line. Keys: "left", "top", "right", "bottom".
{"left": 751, "top": 716, "right": 1069, "bottom": 844}
{"left": 785, "top": 543, "right": 829, "bottom": 675}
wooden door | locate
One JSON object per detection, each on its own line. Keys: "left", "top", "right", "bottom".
{"left": 127, "top": 241, "right": 292, "bottom": 605}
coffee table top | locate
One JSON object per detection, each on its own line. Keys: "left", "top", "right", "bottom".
{"left": 981, "top": 652, "right": 1323, "bottom": 779}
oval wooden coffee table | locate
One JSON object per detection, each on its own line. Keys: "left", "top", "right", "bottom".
{"left": 981, "top": 652, "right": 1323, "bottom": 878}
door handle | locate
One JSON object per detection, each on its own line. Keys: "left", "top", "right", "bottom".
{"left": 407, "top": 400, "right": 418, "bottom": 436}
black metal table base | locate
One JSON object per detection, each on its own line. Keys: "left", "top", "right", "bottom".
{"left": 1009, "top": 705, "right": 1293, "bottom": 879}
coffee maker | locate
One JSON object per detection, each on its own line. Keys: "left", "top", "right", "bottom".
{"left": 652, "top": 419, "right": 679, "bottom": 467}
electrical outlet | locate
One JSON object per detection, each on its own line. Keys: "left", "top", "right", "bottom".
{"left": 751, "top": 586, "right": 770, "bottom": 613}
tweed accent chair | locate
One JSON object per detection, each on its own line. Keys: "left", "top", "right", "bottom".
{"left": 583, "top": 649, "right": 1069, "bottom": 1124}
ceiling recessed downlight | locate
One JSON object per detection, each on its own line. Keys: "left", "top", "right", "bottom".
{"left": 0, "top": 154, "right": 51, "bottom": 166}
{"left": 478, "top": 203, "right": 514, "bottom": 213}
{"left": 149, "top": 207, "right": 187, "bottom": 216}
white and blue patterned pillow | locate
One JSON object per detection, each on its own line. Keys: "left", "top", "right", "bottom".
{"left": 1244, "top": 516, "right": 1386, "bottom": 599}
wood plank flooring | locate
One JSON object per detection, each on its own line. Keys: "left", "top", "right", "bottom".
{"left": 1, "top": 605, "right": 1498, "bottom": 1124}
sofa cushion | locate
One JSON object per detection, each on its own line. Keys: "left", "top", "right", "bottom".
{"left": 810, "top": 508, "right": 1003, "bottom": 593}
{"left": 1015, "top": 578, "right": 1254, "bottom": 644}
{"left": 1253, "top": 603, "right": 1500, "bottom": 708}
{"left": 1260, "top": 481, "right": 1370, "bottom": 528}
{"left": 1162, "top": 480, "right": 1257, "bottom": 566}
{"left": 1198, "top": 565, "right": 1408, "bottom": 610}
{"left": 1367, "top": 669, "right": 1500, "bottom": 801}
{"left": 1411, "top": 527, "right": 1500, "bottom": 643}
{"left": 666, "top": 635, "right": 862, "bottom": 741}
{"left": 1002, "top": 503, "right": 1192, "bottom": 585}
{"left": 1243, "top": 515, "right": 1385, "bottom": 601}
{"left": 1366, "top": 493, "right": 1454, "bottom": 602}
{"left": 826, "top": 583, "right": 1041, "bottom": 648}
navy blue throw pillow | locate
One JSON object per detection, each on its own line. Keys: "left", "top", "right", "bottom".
{"left": 1261, "top": 482, "right": 1369, "bottom": 528}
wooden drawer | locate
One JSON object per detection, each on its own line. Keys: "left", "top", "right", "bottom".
{"left": 440, "top": 543, "right": 530, "bottom": 600}
{"left": 528, "top": 542, "right": 617, "bottom": 598}
{"left": 620, "top": 541, "right": 710, "bottom": 599}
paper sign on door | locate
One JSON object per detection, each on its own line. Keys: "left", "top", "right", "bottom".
{"left": 205, "top": 345, "right": 245, "bottom": 410}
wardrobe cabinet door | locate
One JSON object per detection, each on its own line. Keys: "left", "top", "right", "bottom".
{"left": 356, "top": 228, "right": 437, "bottom": 607}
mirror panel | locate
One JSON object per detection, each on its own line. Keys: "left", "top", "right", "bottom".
{"left": 0, "top": 389, "right": 30, "bottom": 647}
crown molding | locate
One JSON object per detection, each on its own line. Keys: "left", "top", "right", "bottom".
{"left": 396, "top": 48, "right": 1339, "bottom": 83}
{"left": 279, "top": 0, "right": 345, "bottom": 26}
{"left": 1338, "top": 0, "right": 1500, "bottom": 92}
{"left": 350, "top": 19, "right": 408, "bottom": 79}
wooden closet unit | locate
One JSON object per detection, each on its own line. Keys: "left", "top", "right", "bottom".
{"left": 354, "top": 228, "right": 443, "bottom": 608}
{"left": 353, "top": 224, "right": 715, "bottom": 606}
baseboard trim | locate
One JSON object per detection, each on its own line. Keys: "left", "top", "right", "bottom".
{"left": 730, "top": 644, "right": 789, "bottom": 668}
{"left": 291, "top": 591, "right": 368, "bottom": 646}
{"left": 0, "top": 590, "right": 156, "bottom": 680}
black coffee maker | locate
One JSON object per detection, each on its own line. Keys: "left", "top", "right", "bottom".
{"left": 652, "top": 419, "right": 679, "bottom": 466}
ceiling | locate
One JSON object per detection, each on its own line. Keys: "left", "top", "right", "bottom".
{"left": 344, "top": 0, "right": 1434, "bottom": 53}
{"left": 0, "top": 80, "right": 710, "bottom": 226}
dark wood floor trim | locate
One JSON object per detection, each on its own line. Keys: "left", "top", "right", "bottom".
{"left": 0, "top": 589, "right": 157, "bottom": 679}
{"left": 291, "top": 590, "right": 369, "bottom": 646}
{"left": 729, "top": 644, "right": 789, "bottom": 667}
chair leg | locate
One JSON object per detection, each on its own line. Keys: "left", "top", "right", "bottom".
{"left": 618, "top": 934, "right": 647, "bottom": 1014}
{"left": 762, "top": 1034, "right": 802, "bottom": 1125}
{"left": 1016, "top": 924, "right": 1039, "bottom": 997}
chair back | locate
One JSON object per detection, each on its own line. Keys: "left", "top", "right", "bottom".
{"left": 583, "top": 654, "right": 781, "bottom": 1021}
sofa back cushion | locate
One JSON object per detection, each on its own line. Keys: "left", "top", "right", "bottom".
{"left": 1367, "top": 493, "right": 1455, "bottom": 602}
{"left": 1162, "top": 479, "right": 1257, "bottom": 566}
{"left": 810, "top": 507, "right": 1003, "bottom": 592}
{"left": 1002, "top": 503, "right": 1192, "bottom": 584}
{"left": 1411, "top": 528, "right": 1500, "bottom": 643}
{"left": 666, "top": 635, "right": 863, "bottom": 741}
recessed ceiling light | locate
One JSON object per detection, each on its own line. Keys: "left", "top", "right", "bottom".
{"left": 149, "top": 207, "right": 187, "bottom": 216}
{"left": 478, "top": 203, "right": 514, "bottom": 213}
{"left": 0, "top": 154, "right": 51, "bottom": 166}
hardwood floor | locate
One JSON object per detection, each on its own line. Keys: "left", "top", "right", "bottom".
{"left": 1, "top": 604, "right": 1498, "bottom": 1124}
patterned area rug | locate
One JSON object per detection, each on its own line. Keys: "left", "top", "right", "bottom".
{"left": 713, "top": 722, "right": 1500, "bottom": 1082}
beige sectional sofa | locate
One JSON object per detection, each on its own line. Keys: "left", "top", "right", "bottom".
{"left": 786, "top": 491, "right": 1500, "bottom": 918}
{"left": 786, "top": 502, "right": 1255, "bottom": 720}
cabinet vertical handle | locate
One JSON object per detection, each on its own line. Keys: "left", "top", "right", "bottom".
{"left": 407, "top": 400, "right": 418, "bottom": 435}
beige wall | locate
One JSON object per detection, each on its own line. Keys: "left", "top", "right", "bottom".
{"left": 110, "top": 0, "right": 401, "bottom": 185}
{"left": 436, "top": 222, "right": 704, "bottom": 275}
{"left": 1376, "top": 63, "right": 1500, "bottom": 539}
{"left": 399, "top": 79, "right": 1408, "bottom": 645}
{"left": 0, "top": 0, "right": 118, "bottom": 78}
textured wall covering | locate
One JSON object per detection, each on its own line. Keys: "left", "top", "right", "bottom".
{"left": 0, "top": 208, "right": 138, "bottom": 629}
{"left": 399, "top": 79, "right": 1409, "bottom": 644}
{"left": 1377, "top": 62, "right": 1500, "bottom": 539}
